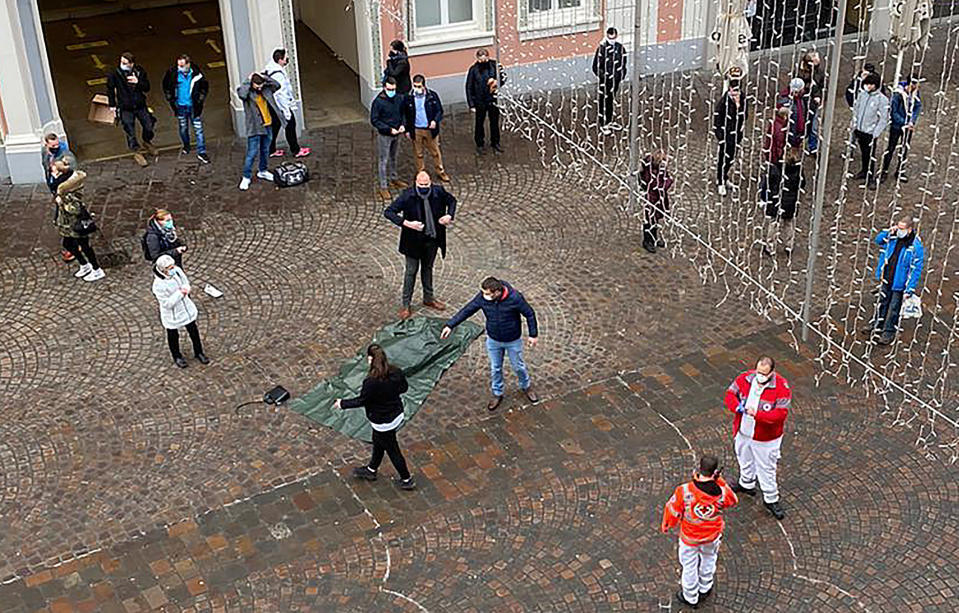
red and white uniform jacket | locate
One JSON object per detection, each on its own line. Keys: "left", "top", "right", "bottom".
{"left": 661, "top": 477, "right": 738, "bottom": 545}
{"left": 724, "top": 370, "right": 791, "bottom": 441}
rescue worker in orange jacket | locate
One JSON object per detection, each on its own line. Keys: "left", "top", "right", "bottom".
{"left": 662, "top": 455, "right": 738, "bottom": 609}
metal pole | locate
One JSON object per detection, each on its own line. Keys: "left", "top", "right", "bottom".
{"left": 801, "top": 0, "right": 850, "bottom": 341}
{"left": 627, "top": 0, "right": 642, "bottom": 213}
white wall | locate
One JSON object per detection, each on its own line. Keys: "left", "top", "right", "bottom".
{"left": 298, "top": 0, "right": 359, "bottom": 72}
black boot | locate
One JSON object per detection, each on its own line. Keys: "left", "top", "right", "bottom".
{"left": 642, "top": 224, "right": 657, "bottom": 254}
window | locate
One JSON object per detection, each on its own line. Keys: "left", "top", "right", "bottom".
{"left": 521, "top": 0, "right": 599, "bottom": 32}
{"left": 409, "top": 0, "right": 493, "bottom": 55}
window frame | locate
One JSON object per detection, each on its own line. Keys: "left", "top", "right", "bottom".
{"left": 408, "top": 0, "right": 493, "bottom": 56}
{"left": 520, "top": 0, "right": 599, "bottom": 33}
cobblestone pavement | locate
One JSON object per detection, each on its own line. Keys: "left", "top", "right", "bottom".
{"left": 0, "top": 107, "right": 956, "bottom": 611}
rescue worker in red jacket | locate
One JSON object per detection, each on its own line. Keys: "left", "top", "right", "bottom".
{"left": 724, "top": 355, "right": 791, "bottom": 520}
{"left": 662, "top": 455, "right": 738, "bottom": 609}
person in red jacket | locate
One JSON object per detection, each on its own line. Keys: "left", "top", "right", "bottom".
{"left": 662, "top": 455, "right": 738, "bottom": 609}
{"left": 723, "top": 355, "right": 790, "bottom": 520}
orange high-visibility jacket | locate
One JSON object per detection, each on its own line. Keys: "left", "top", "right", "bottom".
{"left": 661, "top": 476, "right": 738, "bottom": 546}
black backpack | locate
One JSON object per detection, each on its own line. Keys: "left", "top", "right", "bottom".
{"left": 141, "top": 231, "right": 152, "bottom": 261}
{"left": 274, "top": 161, "right": 309, "bottom": 188}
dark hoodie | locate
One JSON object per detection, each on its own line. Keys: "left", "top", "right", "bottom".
{"left": 340, "top": 367, "right": 409, "bottom": 426}
{"left": 384, "top": 50, "right": 411, "bottom": 95}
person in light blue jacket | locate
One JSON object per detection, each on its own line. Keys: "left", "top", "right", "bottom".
{"left": 863, "top": 216, "right": 924, "bottom": 345}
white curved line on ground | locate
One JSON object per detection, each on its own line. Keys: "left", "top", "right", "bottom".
{"left": 616, "top": 376, "right": 696, "bottom": 460}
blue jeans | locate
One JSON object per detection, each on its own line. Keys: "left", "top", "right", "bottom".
{"left": 242, "top": 134, "right": 271, "bottom": 179}
{"left": 486, "top": 337, "right": 530, "bottom": 397}
{"left": 874, "top": 283, "right": 905, "bottom": 334}
{"left": 806, "top": 110, "right": 819, "bottom": 152}
{"left": 176, "top": 106, "right": 206, "bottom": 154}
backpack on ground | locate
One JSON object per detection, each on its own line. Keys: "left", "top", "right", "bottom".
{"left": 274, "top": 161, "right": 309, "bottom": 188}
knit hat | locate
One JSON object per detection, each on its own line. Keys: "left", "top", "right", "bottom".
{"left": 789, "top": 77, "right": 805, "bottom": 92}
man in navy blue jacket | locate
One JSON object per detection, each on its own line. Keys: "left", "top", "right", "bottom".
{"left": 442, "top": 277, "right": 539, "bottom": 410}
{"left": 403, "top": 74, "right": 450, "bottom": 182}
{"left": 881, "top": 77, "right": 922, "bottom": 184}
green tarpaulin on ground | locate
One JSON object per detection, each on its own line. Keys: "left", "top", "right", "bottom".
{"left": 289, "top": 317, "right": 482, "bottom": 442}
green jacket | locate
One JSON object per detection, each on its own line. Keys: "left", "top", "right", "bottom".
{"left": 53, "top": 170, "right": 87, "bottom": 238}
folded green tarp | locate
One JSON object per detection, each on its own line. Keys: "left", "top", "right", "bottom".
{"left": 289, "top": 317, "right": 483, "bottom": 442}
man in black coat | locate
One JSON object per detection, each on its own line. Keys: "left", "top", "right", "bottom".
{"left": 384, "top": 171, "right": 457, "bottom": 320}
{"left": 466, "top": 48, "right": 506, "bottom": 154}
{"left": 403, "top": 75, "right": 450, "bottom": 182}
{"left": 107, "top": 52, "right": 156, "bottom": 166}
{"left": 713, "top": 77, "right": 748, "bottom": 196}
{"left": 592, "top": 27, "right": 627, "bottom": 129}
{"left": 161, "top": 54, "right": 210, "bottom": 164}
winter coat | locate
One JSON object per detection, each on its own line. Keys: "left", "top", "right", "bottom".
{"left": 796, "top": 63, "right": 825, "bottom": 112}
{"left": 639, "top": 157, "right": 673, "bottom": 209}
{"left": 403, "top": 89, "right": 444, "bottom": 138}
{"left": 236, "top": 76, "right": 286, "bottom": 137}
{"left": 763, "top": 114, "right": 788, "bottom": 164}
{"left": 852, "top": 89, "right": 890, "bottom": 138}
{"left": 383, "top": 185, "right": 457, "bottom": 259}
{"left": 106, "top": 65, "right": 150, "bottom": 111}
{"left": 713, "top": 92, "right": 747, "bottom": 143}
{"left": 161, "top": 66, "right": 209, "bottom": 116}
{"left": 145, "top": 219, "right": 185, "bottom": 267}
{"left": 263, "top": 60, "right": 296, "bottom": 120}
{"left": 53, "top": 170, "right": 88, "bottom": 239}
{"left": 889, "top": 85, "right": 922, "bottom": 130}
{"left": 340, "top": 367, "right": 409, "bottom": 427}
{"left": 874, "top": 230, "right": 924, "bottom": 293}
{"left": 446, "top": 282, "right": 538, "bottom": 343}
{"left": 759, "top": 163, "right": 782, "bottom": 210}
{"left": 768, "top": 162, "right": 803, "bottom": 220}
{"left": 724, "top": 370, "right": 791, "bottom": 442}
{"left": 592, "top": 40, "right": 627, "bottom": 89}
{"left": 383, "top": 51, "right": 412, "bottom": 95}
{"left": 661, "top": 477, "right": 738, "bottom": 546}
{"left": 776, "top": 89, "right": 806, "bottom": 147}
{"left": 370, "top": 90, "right": 406, "bottom": 136}
{"left": 152, "top": 264, "right": 198, "bottom": 329}
{"left": 42, "top": 144, "right": 78, "bottom": 194}
{"left": 466, "top": 60, "right": 506, "bottom": 109}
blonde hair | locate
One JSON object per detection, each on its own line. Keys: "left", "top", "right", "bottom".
{"left": 152, "top": 208, "right": 171, "bottom": 221}
{"left": 52, "top": 159, "right": 71, "bottom": 173}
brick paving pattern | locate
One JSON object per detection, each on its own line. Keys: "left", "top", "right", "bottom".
{"left": 0, "top": 106, "right": 956, "bottom": 611}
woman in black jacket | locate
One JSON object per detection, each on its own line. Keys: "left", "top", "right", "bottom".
{"left": 144, "top": 208, "right": 187, "bottom": 267}
{"left": 334, "top": 344, "right": 416, "bottom": 490}
{"left": 384, "top": 40, "right": 412, "bottom": 96}
{"left": 764, "top": 147, "right": 804, "bottom": 257}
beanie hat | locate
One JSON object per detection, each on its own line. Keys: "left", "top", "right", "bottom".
{"left": 789, "top": 77, "right": 805, "bottom": 92}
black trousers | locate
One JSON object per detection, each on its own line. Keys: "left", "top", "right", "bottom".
{"left": 854, "top": 129, "right": 877, "bottom": 177}
{"left": 716, "top": 138, "right": 738, "bottom": 185}
{"left": 369, "top": 427, "right": 410, "bottom": 480}
{"left": 166, "top": 321, "right": 204, "bottom": 359}
{"left": 119, "top": 107, "right": 155, "bottom": 151}
{"left": 881, "top": 126, "right": 913, "bottom": 176}
{"left": 62, "top": 236, "right": 99, "bottom": 269}
{"left": 269, "top": 110, "right": 301, "bottom": 155}
{"left": 598, "top": 81, "right": 620, "bottom": 126}
{"left": 474, "top": 103, "right": 500, "bottom": 148}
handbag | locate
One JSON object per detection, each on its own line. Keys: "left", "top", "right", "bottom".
{"left": 902, "top": 293, "right": 922, "bottom": 320}
{"left": 73, "top": 203, "right": 98, "bottom": 236}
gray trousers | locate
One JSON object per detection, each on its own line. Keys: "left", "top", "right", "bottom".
{"left": 402, "top": 243, "right": 438, "bottom": 307}
{"left": 377, "top": 133, "right": 399, "bottom": 188}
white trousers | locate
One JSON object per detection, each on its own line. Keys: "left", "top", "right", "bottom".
{"left": 735, "top": 433, "right": 782, "bottom": 503}
{"left": 679, "top": 537, "right": 721, "bottom": 604}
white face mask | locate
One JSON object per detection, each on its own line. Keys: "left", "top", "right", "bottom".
{"left": 896, "top": 229, "right": 909, "bottom": 238}
{"left": 755, "top": 372, "right": 772, "bottom": 385}
{"left": 482, "top": 293, "right": 495, "bottom": 301}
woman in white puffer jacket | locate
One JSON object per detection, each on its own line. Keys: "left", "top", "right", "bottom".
{"left": 152, "top": 254, "right": 209, "bottom": 368}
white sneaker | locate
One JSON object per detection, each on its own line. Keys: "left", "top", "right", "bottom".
{"left": 239, "top": 177, "right": 251, "bottom": 191}
{"left": 717, "top": 184, "right": 727, "bottom": 197}
{"left": 83, "top": 268, "right": 105, "bottom": 282}
{"left": 256, "top": 170, "right": 274, "bottom": 182}
{"left": 74, "top": 263, "right": 93, "bottom": 278}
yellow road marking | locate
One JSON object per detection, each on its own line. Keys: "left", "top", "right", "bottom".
{"left": 205, "top": 39, "right": 222, "bottom": 54}
{"left": 86, "top": 77, "right": 108, "bottom": 86}
{"left": 91, "top": 54, "right": 107, "bottom": 70}
{"left": 67, "top": 40, "right": 108, "bottom": 50}
{"left": 181, "top": 25, "right": 220, "bottom": 35}
{"left": 206, "top": 61, "right": 226, "bottom": 68}
{"left": 182, "top": 9, "right": 197, "bottom": 24}
{"left": 72, "top": 24, "right": 86, "bottom": 38}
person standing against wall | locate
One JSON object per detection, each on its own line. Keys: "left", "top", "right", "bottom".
{"left": 264, "top": 48, "right": 311, "bottom": 159}
{"left": 161, "top": 54, "right": 210, "bottom": 164}
{"left": 591, "top": 27, "right": 627, "bottom": 131}
{"left": 466, "top": 48, "right": 506, "bottom": 155}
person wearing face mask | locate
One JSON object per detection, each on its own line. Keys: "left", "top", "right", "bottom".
{"left": 851, "top": 72, "right": 890, "bottom": 185}
{"left": 466, "top": 48, "right": 506, "bottom": 155}
{"left": 152, "top": 254, "right": 209, "bottom": 368}
{"left": 591, "top": 27, "right": 627, "bottom": 131}
{"left": 371, "top": 77, "right": 409, "bottom": 200}
{"left": 713, "top": 75, "right": 748, "bottom": 197}
{"left": 144, "top": 208, "right": 187, "bottom": 267}
{"left": 384, "top": 171, "right": 456, "bottom": 319}
{"left": 106, "top": 51, "right": 156, "bottom": 167}
{"left": 264, "top": 48, "right": 310, "bottom": 159}
{"left": 383, "top": 40, "right": 412, "bottom": 96}
{"left": 51, "top": 160, "right": 105, "bottom": 282}
{"left": 333, "top": 344, "right": 416, "bottom": 491}
{"left": 441, "top": 276, "right": 539, "bottom": 411}
{"left": 723, "top": 355, "right": 791, "bottom": 520}
{"left": 236, "top": 72, "right": 284, "bottom": 191}
{"left": 42, "top": 133, "right": 81, "bottom": 263}
{"left": 661, "top": 455, "right": 738, "bottom": 609}
{"left": 161, "top": 54, "right": 210, "bottom": 164}
{"left": 402, "top": 74, "right": 450, "bottom": 182}
{"left": 863, "top": 216, "right": 924, "bottom": 345}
